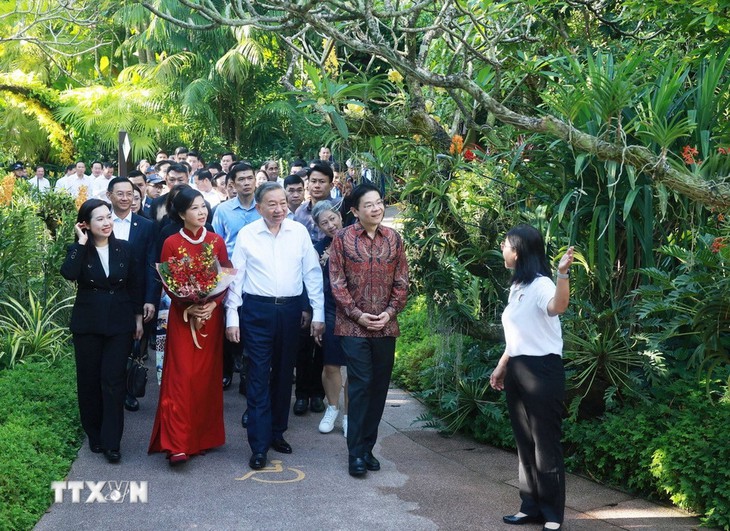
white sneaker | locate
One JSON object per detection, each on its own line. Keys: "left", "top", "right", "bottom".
{"left": 342, "top": 415, "right": 348, "bottom": 438}
{"left": 319, "top": 405, "right": 338, "bottom": 433}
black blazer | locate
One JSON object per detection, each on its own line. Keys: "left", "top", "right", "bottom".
{"left": 126, "top": 212, "right": 157, "bottom": 305}
{"left": 60, "top": 239, "right": 143, "bottom": 336}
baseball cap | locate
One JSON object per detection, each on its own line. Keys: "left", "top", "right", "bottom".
{"left": 146, "top": 174, "right": 164, "bottom": 184}
{"left": 10, "top": 162, "right": 24, "bottom": 171}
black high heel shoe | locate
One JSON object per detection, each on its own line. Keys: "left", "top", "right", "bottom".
{"left": 104, "top": 450, "right": 121, "bottom": 463}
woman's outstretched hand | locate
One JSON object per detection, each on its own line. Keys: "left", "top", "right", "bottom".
{"left": 558, "top": 246, "right": 575, "bottom": 275}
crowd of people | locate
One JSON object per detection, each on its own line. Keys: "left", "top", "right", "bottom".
{"left": 17, "top": 142, "right": 574, "bottom": 530}
{"left": 48, "top": 147, "right": 409, "bottom": 476}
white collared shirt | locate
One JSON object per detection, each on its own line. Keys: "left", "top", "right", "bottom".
{"left": 502, "top": 276, "right": 563, "bottom": 357}
{"left": 55, "top": 174, "right": 94, "bottom": 199}
{"left": 225, "top": 217, "right": 324, "bottom": 327}
{"left": 112, "top": 210, "right": 132, "bottom": 241}
{"left": 91, "top": 175, "right": 115, "bottom": 199}
{"left": 201, "top": 189, "right": 221, "bottom": 208}
{"left": 27, "top": 177, "right": 51, "bottom": 193}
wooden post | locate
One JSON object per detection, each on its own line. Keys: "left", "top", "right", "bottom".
{"left": 118, "top": 131, "right": 132, "bottom": 177}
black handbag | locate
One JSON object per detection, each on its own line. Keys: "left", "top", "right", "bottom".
{"left": 126, "top": 340, "right": 148, "bottom": 398}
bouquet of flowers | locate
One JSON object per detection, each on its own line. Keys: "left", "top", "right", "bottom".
{"left": 157, "top": 243, "right": 237, "bottom": 348}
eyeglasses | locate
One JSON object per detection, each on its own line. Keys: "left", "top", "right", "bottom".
{"left": 361, "top": 199, "right": 385, "bottom": 210}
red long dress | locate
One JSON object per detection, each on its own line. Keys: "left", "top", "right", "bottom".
{"left": 149, "top": 228, "right": 228, "bottom": 457}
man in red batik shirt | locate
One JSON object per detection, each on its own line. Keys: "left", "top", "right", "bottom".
{"left": 328, "top": 182, "right": 409, "bottom": 478}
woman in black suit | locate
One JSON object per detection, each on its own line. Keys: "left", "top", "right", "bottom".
{"left": 61, "top": 199, "right": 143, "bottom": 463}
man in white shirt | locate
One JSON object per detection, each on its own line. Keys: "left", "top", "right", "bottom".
{"left": 56, "top": 161, "right": 94, "bottom": 199}
{"left": 106, "top": 177, "right": 159, "bottom": 411}
{"left": 90, "top": 161, "right": 103, "bottom": 179}
{"left": 196, "top": 170, "right": 220, "bottom": 208}
{"left": 103, "top": 162, "right": 116, "bottom": 179}
{"left": 225, "top": 182, "right": 324, "bottom": 470}
{"left": 90, "top": 161, "right": 115, "bottom": 199}
{"left": 27, "top": 164, "right": 51, "bottom": 193}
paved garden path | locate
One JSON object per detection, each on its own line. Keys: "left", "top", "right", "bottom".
{"left": 36, "top": 367, "right": 706, "bottom": 530}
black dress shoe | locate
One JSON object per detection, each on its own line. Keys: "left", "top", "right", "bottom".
{"left": 223, "top": 376, "right": 232, "bottom": 389}
{"left": 89, "top": 442, "right": 103, "bottom": 453}
{"left": 293, "top": 398, "right": 309, "bottom": 415}
{"left": 363, "top": 451, "right": 381, "bottom": 471}
{"left": 241, "top": 409, "right": 249, "bottom": 428}
{"left": 249, "top": 453, "right": 267, "bottom": 470}
{"left": 502, "top": 514, "right": 544, "bottom": 525}
{"left": 271, "top": 438, "right": 292, "bottom": 454}
{"left": 348, "top": 456, "right": 367, "bottom": 477}
{"left": 104, "top": 450, "right": 121, "bottom": 463}
{"left": 309, "top": 397, "right": 325, "bottom": 413}
{"left": 124, "top": 395, "right": 139, "bottom": 412}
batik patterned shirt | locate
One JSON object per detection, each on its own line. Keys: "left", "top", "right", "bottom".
{"left": 328, "top": 222, "right": 409, "bottom": 337}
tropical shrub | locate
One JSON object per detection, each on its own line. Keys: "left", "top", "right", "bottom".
{"left": 633, "top": 234, "right": 730, "bottom": 389}
{"left": 0, "top": 181, "right": 76, "bottom": 349}
{"left": 395, "top": 297, "right": 513, "bottom": 446}
{"left": 564, "top": 383, "right": 730, "bottom": 529}
{"left": 0, "top": 192, "right": 48, "bottom": 302}
{"left": 392, "top": 296, "right": 439, "bottom": 391}
{"left": 0, "top": 291, "right": 73, "bottom": 369}
{"left": 0, "top": 356, "right": 83, "bottom": 531}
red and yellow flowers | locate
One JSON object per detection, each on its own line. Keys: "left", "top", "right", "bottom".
{"left": 158, "top": 244, "right": 221, "bottom": 302}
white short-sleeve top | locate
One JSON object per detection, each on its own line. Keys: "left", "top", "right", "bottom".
{"left": 501, "top": 275, "right": 562, "bottom": 357}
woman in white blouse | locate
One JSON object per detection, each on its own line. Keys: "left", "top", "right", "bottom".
{"left": 490, "top": 225, "right": 574, "bottom": 531}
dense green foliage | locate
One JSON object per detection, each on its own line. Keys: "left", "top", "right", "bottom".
{"left": 0, "top": 1, "right": 335, "bottom": 167}
{"left": 0, "top": 182, "right": 75, "bottom": 369}
{"left": 0, "top": 356, "right": 83, "bottom": 531}
{"left": 0, "top": 170, "right": 88, "bottom": 529}
{"left": 565, "top": 384, "right": 730, "bottom": 529}
{"left": 393, "top": 296, "right": 514, "bottom": 448}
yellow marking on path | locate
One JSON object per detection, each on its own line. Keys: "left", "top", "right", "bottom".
{"left": 235, "top": 460, "right": 305, "bottom": 483}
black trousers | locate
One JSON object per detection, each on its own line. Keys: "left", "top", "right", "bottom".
{"left": 505, "top": 354, "right": 566, "bottom": 524}
{"left": 341, "top": 336, "right": 396, "bottom": 458}
{"left": 242, "top": 296, "right": 301, "bottom": 454}
{"left": 73, "top": 333, "right": 132, "bottom": 451}
{"left": 295, "top": 332, "right": 325, "bottom": 400}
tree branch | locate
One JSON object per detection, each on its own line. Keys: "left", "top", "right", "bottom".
{"left": 130, "top": 0, "right": 730, "bottom": 208}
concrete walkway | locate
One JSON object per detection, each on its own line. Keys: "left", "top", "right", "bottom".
{"left": 37, "top": 361, "right": 707, "bottom": 531}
